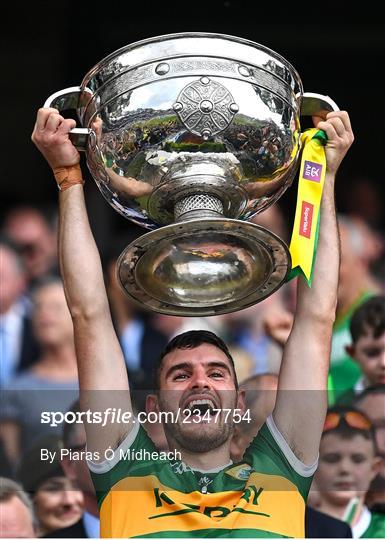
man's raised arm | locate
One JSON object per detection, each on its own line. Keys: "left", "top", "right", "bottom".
{"left": 272, "top": 111, "right": 354, "bottom": 465}
{"left": 31, "top": 108, "right": 133, "bottom": 455}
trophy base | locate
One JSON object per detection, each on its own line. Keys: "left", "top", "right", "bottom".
{"left": 117, "top": 218, "right": 291, "bottom": 316}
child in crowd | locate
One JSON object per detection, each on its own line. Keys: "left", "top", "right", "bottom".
{"left": 338, "top": 296, "right": 385, "bottom": 403}
{"left": 313, "top": 406, "right": 384, "bottom": 537}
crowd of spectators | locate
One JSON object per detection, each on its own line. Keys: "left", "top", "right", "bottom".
{"left": 1, "top": 169, "right": 384, "bottom": 538}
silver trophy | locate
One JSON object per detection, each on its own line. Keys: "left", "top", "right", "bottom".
{"left": 45, "top": 32, "right": 338, "bottom": 316}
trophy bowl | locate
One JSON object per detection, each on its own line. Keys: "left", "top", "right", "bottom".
{"left": 45, "top": 32, "right": 337, "bottom": 316}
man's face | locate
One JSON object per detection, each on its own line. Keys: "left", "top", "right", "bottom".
{"left": 0, "top": 496, "right": 35, "bottom": 538}
{"left": 315, "top": 432, "right": 379, "bottom": 506}
{"left": 5, "top": 211, "right": 56, "bottom": 281}
{"left": 348, "top": 330, "right": 385, "bottom": 385}
{"left": 154, "top": 344, "right": 244, "bottom": 453}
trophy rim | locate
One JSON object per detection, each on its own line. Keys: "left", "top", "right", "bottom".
{"left": 82, "top": 31, "right": 303, "bottom": 93}
{"left": 116, "top": 218, "right": 291, "bottom": 317}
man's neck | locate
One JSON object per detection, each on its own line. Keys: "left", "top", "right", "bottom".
{"left": 169, "top": 439, "right": 232, "bottom": 471}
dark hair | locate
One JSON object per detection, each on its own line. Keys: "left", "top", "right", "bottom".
{"left": 322, "top": 406, "right": 376, "bottom": 447}
{"left": 350, "top": 295, "right": 385, "bottom": 343}
{"left": 154, "top": 330, "right": 238, "bottom": 390}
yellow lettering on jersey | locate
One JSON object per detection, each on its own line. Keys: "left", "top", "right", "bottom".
{"left": 99, "top": 472, "right": 305, "bottom": 538}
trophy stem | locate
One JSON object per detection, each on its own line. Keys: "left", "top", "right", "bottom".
{"left": 174, "top": 194, "right": 224, "bottom": 222}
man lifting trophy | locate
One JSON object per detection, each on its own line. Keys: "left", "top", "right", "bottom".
{"left": 31, "top": 32, "right": 354, "bottom": 538}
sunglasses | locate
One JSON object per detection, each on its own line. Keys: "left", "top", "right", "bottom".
{"left": 323, "top": 411, "right": 372, "bottom": 433}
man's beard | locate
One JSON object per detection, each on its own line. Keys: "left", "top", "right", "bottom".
{"left": 159, "top": 393, "right": 237, "bottom": 453}
{"left": 164, "top": 418, "right": 234, "bottom": 453}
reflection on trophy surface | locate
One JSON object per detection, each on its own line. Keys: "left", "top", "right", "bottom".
{"left": 45, "top": 32, "right": 337, "bottom": 315}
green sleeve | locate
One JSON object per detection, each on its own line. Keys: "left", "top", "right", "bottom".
{"left": 244, "top": 415, "right": 317, "bottom": 501}
{"left": 88, "top": 422, "right": 157, "bottom": 506}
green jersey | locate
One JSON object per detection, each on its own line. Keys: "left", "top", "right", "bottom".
{"left": 89, "top": 415, "right": 317, "bottom": 538}
{"left": 360, "top": 511, "right": 385, "bottom": 538}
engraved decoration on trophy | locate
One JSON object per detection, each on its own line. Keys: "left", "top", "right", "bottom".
{"left": 173, "top": 77, "right": 239, "bottom": 139}
{"left": 44, "top": 33, "right": 338, "bottom": 316}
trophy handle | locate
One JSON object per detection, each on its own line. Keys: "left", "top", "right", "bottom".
{"left": 300, "top": 92, "right": 339, "bottom": 117}
{"left": 44, "top": 86, "right": 93, "bottom": 151}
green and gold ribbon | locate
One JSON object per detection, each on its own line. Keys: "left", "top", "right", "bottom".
{"left": 288, "top": 128, "right": 327, "bottom": 285}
